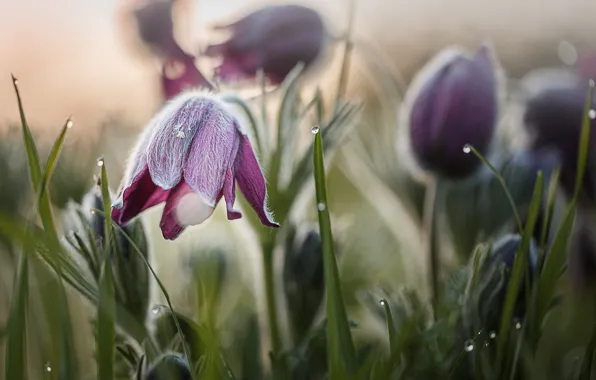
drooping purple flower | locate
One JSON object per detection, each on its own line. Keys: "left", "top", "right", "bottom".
{"left": 523, "top": 83, "right": 596, "bottom": 200}
{"left": 407, "top": 45, "right": 498, "bottom": 179}
{"left": 132, "top": 0, "right": 187, "bottom": 60}
{"left": 112, "top": 92, "right": 279, "bottom": 240}
{"left": 204, "top": 5, "right": 327, "bottom": 84}
{"left": 161, "top": 55, "right": 214, "bottom": 100}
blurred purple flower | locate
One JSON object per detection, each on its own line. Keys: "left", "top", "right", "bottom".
{"left": 407, "top": 45, "right": 498, "bottom": 179}
{"left": 204, "top": 5, "right": 327, "bottom": 84}
{"left": 523, "top": 84, "right": 596, "bottom": 200}
{"left": 132, "top": 0, "right": 187, "bottom": 59}
{"left": 112, "top": 92, "right": 279, "bottom": 240}
{"left": 161, "top": 55, "right": 214, "bottom": 100}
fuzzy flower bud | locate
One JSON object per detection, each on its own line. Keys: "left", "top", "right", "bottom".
{"left": 405, "top": 45, "right": 499, "bottom": 179}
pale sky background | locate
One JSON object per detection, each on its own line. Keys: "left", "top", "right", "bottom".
{"left": 0, "top": 0, "right": 595, "bottom": 132}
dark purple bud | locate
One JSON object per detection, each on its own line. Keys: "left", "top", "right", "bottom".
{"left": 204, "top": 5, "right": 327, "bottom": 84}
{"left": 408, "top": 45, "right": 498, "bottom": 179}
{"left": 523, "top": 83, "right": 596, "bottom": 200}
{"left": 161, "top": 55, "right": 214, "bottom": 100}
{"left": 143, "top": 353, "right": 191, "bottom": 380}
{"left": 132, "top": 0, "right": 187, "bottom": 59}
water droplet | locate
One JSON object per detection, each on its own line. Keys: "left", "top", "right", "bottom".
{"left": 96, "top": 158, "right": 104, "bottom": 167}
{"left": 176, "top": 130, "right": 185, "bottom": 138}
{"left": 489, "top": 331, "right": 497, "bottom": 339}
{"left": 463, "top": 145, "right": 471, "bottom": 154}
{"left": 66, "top": 120, "right": 73, "bottom": 129}
{"left": 13, "top": 79, "right": 18, "bottom": 85}
{"left": 589, "top": 109, "right": 596, "bottom": 120}
{"left": 311, "top": 125, "right": 320, "bottom": 134}
{"left": 379, "top": 300, "right": 386, "bottom": 306}
{"left": 484, "top": 341, "right": 490, "bottom": 347}
{"left": 464, "top": 340, "right": 474, "bottom": 352}
{"left": 514, "top": 318, "right": 522, "bottom": 330}
{"left": 317, "top": 202, "right": 326, "bottom": 211}
{"left": 90, "top": 209, "right": 96, "bottom": 215}
{"left": 151, "top": 305, "right": 160, "bottom": 315}
{"left": 46, "top": 364, "right": 52, "bottom": 372}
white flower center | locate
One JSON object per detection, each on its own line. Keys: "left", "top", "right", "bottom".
{"left": 175, "top": 192, "right": 214, "bottom": 226}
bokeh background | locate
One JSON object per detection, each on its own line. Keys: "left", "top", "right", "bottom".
{"left": 2, "top": 0, "right": 596, "bottom": 379}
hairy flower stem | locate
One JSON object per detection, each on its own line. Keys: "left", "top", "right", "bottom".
{"left": 423, "top": 178, "right": 440, "bottom": 320}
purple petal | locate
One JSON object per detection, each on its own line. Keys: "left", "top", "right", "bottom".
{"left": 223, "top": 165, "right": 242, "bottom": 220}
{"left": 147, "top": 95, "right": 214, "bottom": 190}
{"left": 112, "top": 165, "right": 170, "bottom": 225}
{"left": 182, "top": 103, "right": 239, "bottom": 203}
{"left": 234, "top": 134, "right": 279, "bottom": 227}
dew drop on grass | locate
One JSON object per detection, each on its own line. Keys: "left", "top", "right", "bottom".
{"left": 464, "top": 340, "right": 474, "bottom": 352}
{"left": 514, "top": 318, "right": 522, "bottom": 330}
{"left": 151, "top": 305, "right": 161, "bottom": 315}
{"left": 463, "top": 145, "right": 471, "bottom": 154}
{"left": 46, "top": 364, "right": 52, "bottom": 372}
{"left": 589, "top": 109, "right": 596, "bottom": 120}
{"left": 484, "top": 341, "right": 490, "bottom": 347}
{"left": 317, "top": 202, "right": 326, "bottom": 211}
{"left": 379, "top": 299, "right": 386, "bottom": 306}
{"left": 66, "top": 120, "right": 73, "bottom": 129}
{"left": 489, "top": 331, "right": 497, "bottom": 339}
{"left": 96, "top": 158, "right": 104, "bottom": 167}
{"left": 311, "top": 125, "right": 320, "bottom": 134}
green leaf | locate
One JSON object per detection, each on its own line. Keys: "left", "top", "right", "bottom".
{"left": 312, "top": 130, "right": 356, "bottom": 377}
{"left": 97, "top": 161, "right": 116, "bottom": 380}
{"left": 5, "top": 248, "right": 29, "bottom": 380}
{"left": 380, "top": 299, "right": 397, "bottom": 356}
{"left": 496, "top": 172, "right": 543, "bottom": 376}
{"left": 578, "top": 323, "right": 596, "bottom": 380}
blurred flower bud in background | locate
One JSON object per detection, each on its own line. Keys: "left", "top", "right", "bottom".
{"left": 522, "top": 82, "right": 596, "bottom": 201}
{"left": 462, "top": 234, "right": 537, "bottom": 336}
{"left": 143, "top": 352, "right": 192, "bottom": 380}
{"left": 283, "top": 224, "right": 324, "bottom": 342}
{"left": 405, "top": 44, "right": 499, "bottom": 180}
{"left": 205, "top": 4, "right": 327, "bottom": 84}
{"left": 132, "top": 0, "right": 187, "bottom": 59}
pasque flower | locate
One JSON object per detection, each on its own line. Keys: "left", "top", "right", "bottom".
{"left": 204, "top": 4, "right": 327, "bottom": 84}
{"left": 112, "top": 91, "right": 279, "bottom": 240}
{"left": 406, "top": 45, "right": 498, "bottom": 179}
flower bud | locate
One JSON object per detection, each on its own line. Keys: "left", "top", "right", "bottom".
{"left": 205, "top": 5, "right": 327, "bottom": 84}
{"left": 406, "top": 45, "right": 499, "bottom": 179}
{"left": 462, "top": 234, "right": 537, "bottom": 335}
{"left": 143, "top": 353, "right": 192, "bottom": 380}
{"left": 132, "top": 0, "right": 187, "bottom": 59}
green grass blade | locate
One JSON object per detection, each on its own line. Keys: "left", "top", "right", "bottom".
{"left": 539, "top": 166, "right": 560, "bottom": 250}
{"left": 578, "top": 323, "right": 596, "bottom": 380}
{"left": 496, "top": 172, "right": 543, "bottom": 376}
{"left": 11, "top": 74, "right": 42, "bottom": 188}
{"left": 312, "top": 129, "right": 356, "bottom": 377}
{"left": 97, "top": 161, "right": 115, "bottom": 380}
{"left": 97, "top": 241, "right": 116, "bottom": 380}
{"left": 572, "top": 81, "right": 594, "bottom": 200}
{"left": 5, "top": 249, "right": 29, "bottom": 380}
{"left": 380, "top": 299, "right": 397, "bottom": 357}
